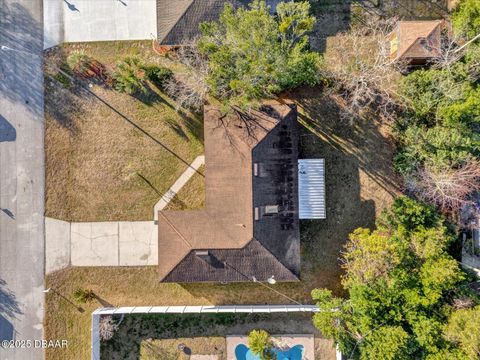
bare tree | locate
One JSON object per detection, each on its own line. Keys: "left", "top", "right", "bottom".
{"left": 163, "top": 41, "right": 209, "bottom": 112}
{"left": 406, "top": 160, "right": 480, "bottom": 215}
{"left": 324, "top": 17, "right": 407, "bottom": 122}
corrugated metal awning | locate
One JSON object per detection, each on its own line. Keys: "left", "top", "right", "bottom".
{"left": 298, "top": 159, "right": 326, "bottom": 219}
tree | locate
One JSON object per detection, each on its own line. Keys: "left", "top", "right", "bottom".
{"left": 198, "top": 0, "right": 321, "bottom": 109}
{"left": 324, "top": 17, "right": 406, "bottom": 122}
{"left": 445, "top": 306, "right": 480, "bottom": 360}
{"left": 405, "top": 159, "right": 480, "bottom": 215}
{"left": 394, "top": 125, "right": 477, "bottom": 175}
{"left": 163, "top": 43, "right": 209, "bottom": 111}
{"left": 452, "top": 0, "right": 480, "bottom": 39}
{"left": 248, "top": 329, "right": 275, "bottom": 360}
{"left": 312, "top": 198, "right": 474, "bottom": 359}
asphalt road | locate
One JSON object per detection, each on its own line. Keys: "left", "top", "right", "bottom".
{"left": 0, "top": 1, "right": 45, "bottom": 359}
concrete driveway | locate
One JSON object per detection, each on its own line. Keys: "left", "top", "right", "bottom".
{"left": 0, "top": 1, "right": 45, "bottom": 359}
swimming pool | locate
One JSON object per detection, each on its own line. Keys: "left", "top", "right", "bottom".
{"left": 235, "top": 344, "right": 304, "bottom": 360}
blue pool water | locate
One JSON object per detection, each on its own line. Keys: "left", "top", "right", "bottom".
{"left": 235, "top": 344, "right": 304, "bottom": 360}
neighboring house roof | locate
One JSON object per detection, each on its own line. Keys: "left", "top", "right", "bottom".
{"left": 157, "top": 0, "right": 284, "bottom": 45}
{"left": 389, "top": 20, "right": 444, "bottom": 61}
{"left": 158, "top": 102, "right": 300, "bottom": 282}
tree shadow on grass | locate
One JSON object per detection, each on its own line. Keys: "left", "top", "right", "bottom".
{"left": 133, "top": 84, "right": 204, "bottom": 144}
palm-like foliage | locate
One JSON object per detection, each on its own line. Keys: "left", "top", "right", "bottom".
{"left": 248, "top": 330, "right": 275, "bottom": 360}
{"left": 112, "top": 56, "right": 148, "bottom": 94}
{"left": 67, "top": 50, "right": 92, "bottom": 74}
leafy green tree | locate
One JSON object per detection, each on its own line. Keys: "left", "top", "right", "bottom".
{"left": 437, "top": 88, "right": 480, "bottom": 127}
{"left": 399, "top": 68, "right": 472, "bottom": 124}
{"left": 198, "top": 0, "right": 321, "bottom": 109}
{"left": 452, "top": 0, "right": 480, "bottom": 38}
{"left": 361, "top": 326, "right": 410, "bottom": 360}
{"left": 312, "top": 198, "right": 474, "bottom": 359}
{"left": 445, "top": 306, "right": 480, "bottom": 360}
{"left": 394, "top": 125, "right": 477, "bottom": 175}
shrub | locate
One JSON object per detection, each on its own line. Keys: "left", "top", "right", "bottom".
{"left": 112, "top": 56, "right": 148, "bottom": 94}
{"left": 99, "top": 315, "right": 119, "bottom": 341}
{"left": 248, "top": 329, "right": 273, "bottom": 359}
{"left": 67, "top": 50, "right": 92, "bottom": 74}
{"left": 145, "top": 65, "right": 173, "bottom": 89}
{"left": 72, "top": 288, "right": 95, "bottom": 303}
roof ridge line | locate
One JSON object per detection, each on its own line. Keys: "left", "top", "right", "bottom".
{"left": 250, "top": 238, "right": 300, "bottom": 280}
{"left": 396, "top": 20, "right": 443, "bottom": 59}
{"left": 158, "top": 211, "right": 193, "bottom": 248}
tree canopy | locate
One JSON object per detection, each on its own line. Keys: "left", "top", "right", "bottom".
{"left": 198, "top": 0, "right": 321, "bottom": 109}
{"left": 452, "top": 0, "right": 480, "bottom": 38}
{"left": 395, "top": 45, "right": 480, "bottom": 214}
{"left": 312, "top": 197, "right": 478, "bottom": 359}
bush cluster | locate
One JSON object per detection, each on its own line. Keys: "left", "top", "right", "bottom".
{"left": 112, "top": 56, "right": 173, "bottom": 95}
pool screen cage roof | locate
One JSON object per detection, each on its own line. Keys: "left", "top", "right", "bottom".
{"left": 298, "top": 159, "right": 326, "bottom": 219}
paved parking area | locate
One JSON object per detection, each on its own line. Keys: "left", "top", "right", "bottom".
{"left": 46, "top": 218, "right": 158, "bottom": 273}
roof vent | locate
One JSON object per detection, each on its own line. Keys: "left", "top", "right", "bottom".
{"left": 195, "top": 250, "right": 212, "bottom": 264}
{"left": 265, "top": 205, "right": 279, "bottom": 214}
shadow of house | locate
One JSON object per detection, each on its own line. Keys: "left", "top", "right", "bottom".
{"left": 0, "top": 115, "right": 16, "bottom": 142}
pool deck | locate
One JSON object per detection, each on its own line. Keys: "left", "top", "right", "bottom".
{"left": 226, "top": 334, "right": 315, "bottom": 360}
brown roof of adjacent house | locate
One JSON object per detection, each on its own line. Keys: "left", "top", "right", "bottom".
{"left": 157, "top": 0, "right": 284, "bottom": 45}
{"left": 389, "top": 20, "right": 444, "bottom": 61}
{"left": 157, "top": 0, "right": 250, "bottom": 45}
{"left": 158, "top": 102, "right": 300, "bottom": 282}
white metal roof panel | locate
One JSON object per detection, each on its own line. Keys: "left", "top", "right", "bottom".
{"left": 298, "top": 159, "right": 326, "bottom": 219}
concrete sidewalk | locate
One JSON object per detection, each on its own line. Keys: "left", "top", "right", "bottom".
{"left": 154, "top": 155, "right": 205, "bottom": 220}
{"left": 46, "top": 218, "right": 158, "bottom": 273}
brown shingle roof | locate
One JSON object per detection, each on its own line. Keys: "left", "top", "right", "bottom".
{"left": 389, "top": 20, "right": 444, "bottom": 61}
{"left": 157, "top": 0, "right": 287, "bottom": 45}
{"left": 158, "top": 102, "right": 300, "bottom": 282}
{"left": 157, "top": 0, "right": 251, "bottom": 45}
